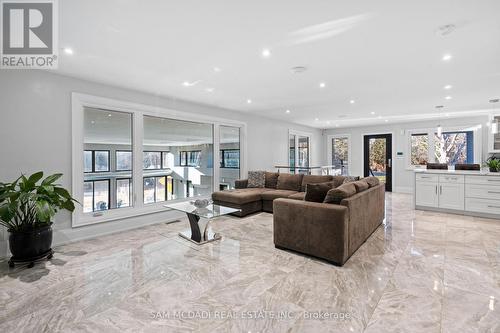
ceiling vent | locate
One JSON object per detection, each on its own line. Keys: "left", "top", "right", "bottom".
{"left": 435, "top": 105, "right": 444, "bottom": 109}
{"left": 291, "top": 66, "right": 307, "bottom": 74}
{"left": 489, "top": 98, "right": 500, "bottom": 103}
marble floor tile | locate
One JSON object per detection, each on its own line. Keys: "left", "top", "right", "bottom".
{"left": 1, "top": 193, "right": 500, "bottom": 332}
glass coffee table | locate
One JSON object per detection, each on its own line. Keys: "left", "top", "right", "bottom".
{"left": 164, "top": 201, "right": 240, "bottom": 245}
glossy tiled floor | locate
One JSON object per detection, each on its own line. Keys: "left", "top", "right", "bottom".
{"left": 1, "top": 193, "right": 499, "bottom": 332}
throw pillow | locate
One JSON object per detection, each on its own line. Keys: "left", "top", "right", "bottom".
{"left": 342, "top": 176, "right": 360, "bottom": 184}
{"left": 363, "top": 176, "right": 380, "bottom": 188}
{"left": 305, "top": 182, "right": 335, "bottom": 202}
{"left": 331, "top": 176, "right": 346, "bottom": 188}
{"left": 300, "top": 175, "right": 333, "bottom": 192}
{"left": 352, "top": 180, "right": 369, "bottom": 193}
{"left": 323, "top": 183, "right": 356, "bottom": 204}
{"left": 247, "top": 171, "right": 265, "bottom": 188}
{"left": 276, "top": 173, "right": 304, "bottom": 191}
{"left": 265, "top": 172, "right": 279, "bottom": 189}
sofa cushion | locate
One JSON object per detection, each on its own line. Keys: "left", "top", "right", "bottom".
{"left": 331, "top": 176, "right": 347, "bottom": 188}
{"left": 323, "top": 183, "right": 357, "bottom": 204}
{"left": 300, "top": 175, "right": 333, "bottom": 192}
{"left": 276, "top": 173, "right": 304, "bottom": 191}
{"left": 287, "top": 192, "right": 306, "bottom": 200}
{"left": 352, "top": 180, "right": 369, "bottom": 193}
{"left": 342, "top": 176, "right": 360, "bottom": 184}
{"left": 247, "top": 171, "right": 265, "bottom": 188}
{"left": 304, "top": 182, "right": 335, "bottom": 202}
{"left": 265, "top": 172, "right": 279, "bottom": 189}
{"left": 363, "top": 176, "right": 380, "bottom": 188}
{"left": 212, "top": 188, "right": 271, "bottom": 205}
{"left": 261, "top": 190, "right": 298, "bottom": 201}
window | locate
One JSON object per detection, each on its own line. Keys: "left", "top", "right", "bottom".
{"left": 84, "top": 150, "right": 110, "bottom": 173}
{"left": 219, "top": 126, "right": 241, "bottom": 190}
{"left": 298, "top": 136, "right": 310, "bottom": 169}
{"left": 408, "top": 129, "right": 476, "bottom": 167}
{"left": 83, "top": 180, "right": 110, "bottom": 213}
{"left": 74, "top": 94, "right": 244, "bottom": 227}
{"left": 331, "top": 136, "right": 349, "bottom": 175}
{"left": 220, "top": 150, "right": 240, "bottom": 168}
{"left": 143, "top": 176, "right": 173, "bottom": 204}
{"left": 179, "top": 151, "right": 201, "bottom": 167}
{"left": 143, "top": 151, "right": 162, "bottom": 169}
{"left": 144, "top": 116, "right": 214, "bottom": 201}
{"left": 83, "top": 107, "right": 132, "bottom": 213}
{"left": 116, "top": 151, "right": 132, "bottom": 171}
{"left": 435, "top": 131, "right": 474, "bottom": 165}
{"left": 116, "top": 178, "right": 132, "bottom": 208}
{"left": 411, "top": 134, "right": 428, "bottom": 166}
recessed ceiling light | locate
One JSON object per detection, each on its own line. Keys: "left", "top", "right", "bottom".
{"left": 107, "top": 114, "right": 112, "bottom": 117}
{"left": 370, "top": 111, "right": 375, "bottom": 115}
{"left": 285, "top": 109, "right": 290, "bottom": 113}
{"left": 377, "top": 115, "right": 382, "bottom": 119}
{"left": 445, "top": 113, "right": 450, "bottom": 117}
{"left": 442, "top": 54, "right": 452, "bottom": 61}
{"left": 291, "top": 66, "right": 307, "bottom": 74}
{"left": 63, "top": 47, "right": 74, "bottom": 55}
{"left": 205, "top": 87, "right": 215, "bottom": 93}
{"left": 261, "top": 48, "right": 271, "bottom": 58}
{"left": 444, "top": 85, "right": 452, "bottom": 90}
{"left": 315, "top": 118, "right": 319, "bottom": 121}
{"left": 182, "top": 80, "right": 201, "bottom": 87}
{"left": 247, "top": 99, "right": 252, "bottom": 104}
{"left": 445, "top": 96, "right": 452, "bottom": 100}
{"left": 213, "top": 67, "right": 221, "bottom": 72}
{"left": 350, "top": 100, "right": 355, "bottom": 104}
{"left": 385, "top": 119, "right": 389, "bottom": 122}
{"left": 319, "top": 82, "right": 326, "bottom": 88}
{"left": 91, "top": 120, "right": 95, "bottom": 124}
{"left": 326, "top": 121, "right": 331, "bottom": 124}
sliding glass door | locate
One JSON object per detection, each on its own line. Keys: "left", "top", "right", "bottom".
{"left": 288, "top": 131, "right": 311, "bottom": 174}
{"left": 219, "top": 125, "right": 240, "bottom": 190}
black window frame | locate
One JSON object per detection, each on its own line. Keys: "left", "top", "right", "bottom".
{"left": 220, "top": 149, "right": 240, "bottom": 169}
{"left": 143, "top": 151, "right": 163, "bottom": 170}
{"left": 179, "top": 150, "right": 201, "bottom": 167}
{"left": 116, "top": 150, "right": 133, "bottom": 171}
{"left": 84, "top": 179, "right": 111, "bottom": 212}
{"left": 116, "top": 177, "right": 132, "bottom": 208}
{"left": 143, "top": 175, "right": 174, "bottom": 204}
{"left": 84, "top": 150, "right": 110, "bottom": 173}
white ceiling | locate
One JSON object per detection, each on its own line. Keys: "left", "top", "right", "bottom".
{"left": 59, "top": 0, "right": 500, "bottom": 129}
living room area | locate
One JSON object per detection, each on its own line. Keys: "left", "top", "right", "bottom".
{"left": 1, "top": 1, "right": 500, "bottom": 332}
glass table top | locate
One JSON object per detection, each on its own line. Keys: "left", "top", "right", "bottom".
{"left": 164, "top": 201, "right": 240, "bottom": 219}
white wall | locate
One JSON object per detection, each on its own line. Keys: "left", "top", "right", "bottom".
{"left": 323, "top": 116, "right": 490, "bottom": 193}
{"left": 0, "top": 70, "right": 323, "bottom": 257}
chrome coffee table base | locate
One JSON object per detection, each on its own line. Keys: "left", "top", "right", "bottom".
{"left": 178, "top": 212, "right": 221, "bottom": 245}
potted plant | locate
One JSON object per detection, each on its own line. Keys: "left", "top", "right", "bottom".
{"left": 0, "top": 172, "right": 77, "bottom": 268}
{"left": 484, "top": 159, "right": 500, "bottom": 172}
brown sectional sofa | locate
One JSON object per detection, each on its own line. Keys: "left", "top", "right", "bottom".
{"left": 212, "top": 173, "right": 341, "bottom": 216}
{"left": 211, "top": 172, "right": 385, "bottom": 266}
{"left": 273, "top": 183, "right": 385, "bottom": 265}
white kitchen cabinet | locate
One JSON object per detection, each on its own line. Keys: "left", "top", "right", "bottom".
{"left": 415, "top": 182, "right": 439, "bottom": 207}
{"left": 438, "top": 182, "right": 465, "bottom": 210}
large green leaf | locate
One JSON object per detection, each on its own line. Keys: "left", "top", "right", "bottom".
{"left": 28, "top": 171, "right": 44, "bottom": 185}
{"left": 54, "top": 187, "right": 72, "bottom": 199}
{"left": 36, "top": 200, "right": 54, "bottom": 222}
{"left": 41, "top": 173, "right": 63, "bottom": 186}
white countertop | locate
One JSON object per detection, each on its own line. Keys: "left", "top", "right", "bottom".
{"left": 414, "top": 169, "right": 500, "bottom": 176}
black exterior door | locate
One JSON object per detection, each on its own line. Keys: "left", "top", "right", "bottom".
{"left": 363, "top": 134, "right": 392, "bottom": 192}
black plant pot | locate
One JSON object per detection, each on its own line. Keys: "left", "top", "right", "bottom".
{"left": 8, "top": 223, "right": 53, "bottom": 267}
{"left": 490, "top": 167, "right": 498, "bottom": 173}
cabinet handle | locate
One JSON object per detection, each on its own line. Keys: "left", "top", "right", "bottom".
{"left": 420, "top": 176, "right": 431, "bottom": 179}
{"left": 488, "top": 205, "right": 500, "bottom": 209}
{"left": 440, "top": 185, "right": 442, "bottom": 195}
{"left": 488, "top": 191, "right": 500, "bottom": 194}
{"left": 487, "top": 179, "right": 500, "bottom": 182}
